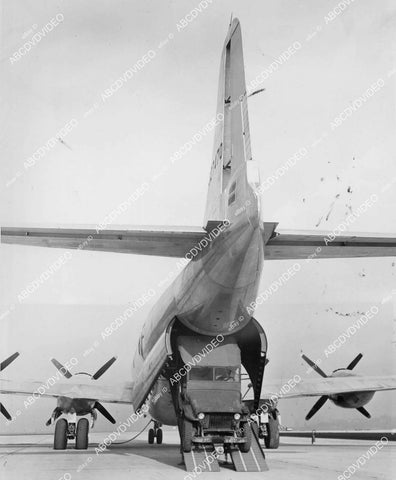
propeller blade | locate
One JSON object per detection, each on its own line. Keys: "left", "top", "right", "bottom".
{"left": 301, "top": 354, "right": 328, "bottom": 378}
{"left": 94, "top": 402, "right": 116, "bottom": 424}
{"left": 0, "top": 403, "right": 12, "bottom": 420}
{"left": 347, "top": 353, "right": 363, "bottom": 370}
{"left": 92, "top": 356, "right": 117, "bottom": 380}
{"left": 51, "top": 358, "right": 73, "bottom": 379}
{"left": 0, "top": 352, "right": 20, "bottom": 372}
{"left": 356, "top": 406, "right": 371, "bottom": 418}
{"left": 305, "top": 396, "right": 328, "bottom": 420}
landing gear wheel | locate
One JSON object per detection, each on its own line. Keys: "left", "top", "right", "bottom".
{"left": 264, "top": 413, "right": 280, "bottom": 449}
{"left": 148, "top": 428, "right": 155, "bottom": 444}
{"left": 239, "top": 422, "right": 252, "bottom": 453}
{"left": 75, "top": 418, "right": 89, "bottom": 450}
{"left": 181, "top": 419, "right": 193, "bottom": 452}
{"left": 54, "top": 418, "right": 68, "bottom": 450}
{"left": 156, "top": 428, "right": 163, "bottom": 444}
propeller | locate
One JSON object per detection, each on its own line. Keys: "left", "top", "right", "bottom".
{"left": 50, "top": 356, "right": 117, "bottom": 424}
{"left": 346, "top": 353, "right": 363, "bottom": 370}
{"left": 51, "top": 358, "right": 73, "bottom": 378}
{"left": 356, "top": 406, "right": 371, "bottom": 419}
{"left": 0, "top": 352, "right": 20, "bottom": 420}
{"left": 306, "top": 395, "right": 328, "bottom": 421}
{"left": 94, "top": 401, "right": 116, "bottom": 424}
{"left": 301, "top": 355, "right": 329, "bottom": 420}
{"left": 1, "top": 352, "right": 20, "bottom": 372}
{"left": 51, "top": 356, "right": 117, "bottom": 380}
{"left": 301, "top": 354, "right": 327, "bottom": 378}
{"left": 0, "top": 403, "right": 12, "bottom": 421}
{"left": 91, "top": 357, "right": 117, "bottom": 380}
{"left": 302, "top": 353, "right": 369, "bottom": 420}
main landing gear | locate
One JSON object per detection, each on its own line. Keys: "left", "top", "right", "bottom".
{"left": 264, "top": 411, "right": 280, "bottom": 449}
{"left": 53, "top": 417, "right": 89, "bottom": 450}
{"left": 148, "top": 421, "right": 163, "bottom": 445}
{"left": 257, "top": 410, "right": 280, "bottom": 449}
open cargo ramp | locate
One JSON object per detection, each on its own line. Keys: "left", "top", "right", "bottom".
{"left": 183, "top": 445, "right": 220, "bottom": 472}
{"left": 230, "top": 424, "right": 269, "bottom": 472}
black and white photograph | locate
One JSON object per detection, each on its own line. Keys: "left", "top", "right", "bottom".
{"left": 1, "top": 1, "right": 396, "bottom": 479}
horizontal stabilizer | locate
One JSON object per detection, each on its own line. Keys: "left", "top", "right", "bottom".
{"left": 1, "top": 225, "right": 210, "bottom": 258}
{"left": 263, "top": 223, "right": 396, "bottom": 260}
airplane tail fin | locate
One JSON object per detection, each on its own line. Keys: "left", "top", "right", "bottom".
{"left": 204, "top": 19, "right": 261, "bottom": 227}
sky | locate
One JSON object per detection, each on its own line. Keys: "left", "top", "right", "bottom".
{"left": 0, "top": 0, "right": 395, "bottom": 433}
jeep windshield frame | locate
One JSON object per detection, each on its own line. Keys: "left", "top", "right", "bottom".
{"left": 188, "top": 366, "right": 240, "bottom": 382}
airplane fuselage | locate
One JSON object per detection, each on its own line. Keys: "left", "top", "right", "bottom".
{"left": 131, "top": 188, "right": 264, "bottom": 424}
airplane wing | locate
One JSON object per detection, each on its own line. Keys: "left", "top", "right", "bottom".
{"left": 261, "top": 375, "right": 396, "bottom": 399}
{"left": 263, "top": 222, "right": 396, "bottom": 260}
{"left": 0, "top": 225, "right": 212, "bottom": 258}
{"left": 0, "top": 378, "right": 135, "bottom": 404}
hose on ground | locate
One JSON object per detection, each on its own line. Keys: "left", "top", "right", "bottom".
{"left": 109, "top": 419, "right": 152, "bottom": 445}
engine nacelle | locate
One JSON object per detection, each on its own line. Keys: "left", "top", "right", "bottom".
{"left": 329, "top": 369, "right": 375, "bottom": 409}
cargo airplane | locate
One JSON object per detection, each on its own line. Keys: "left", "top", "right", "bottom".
{"left": 1, "top": 18, "right": 396, "bottom": 466}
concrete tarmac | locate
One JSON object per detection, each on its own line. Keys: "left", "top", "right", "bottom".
{"left": 0, "top": 431, "right": 394, "bottom": 480}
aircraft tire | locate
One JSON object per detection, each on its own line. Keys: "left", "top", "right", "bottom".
{"left": 181, "top": 420, "right": 193, "bottom": 452}
{"left": 239, "top": 422, "right": 252, "bottom": 453}
{"left": 75, "top": 418, "right": 89, "bottom": 450}
{"left": 156, "top": 428, "right": 163, "bottom": 444}
{"left": 54, "top": 418, "right": 68, "bottom": 450}
{"left": 148, "top": 428, "right": 155, "bottom": 444}
{"left": 264, "top": 414, "right": 280, "bottom": 449}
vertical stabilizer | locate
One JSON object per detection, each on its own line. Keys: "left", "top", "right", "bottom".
{"left": 204, "top": 19, "right": 261, "bottom": 227}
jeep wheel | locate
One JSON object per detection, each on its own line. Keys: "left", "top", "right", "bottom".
{"left": 181, "top": 419, "right": 193, "bottom": 452}
{"left": 239, "top": 422, "right": 252, "bottom": 453}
